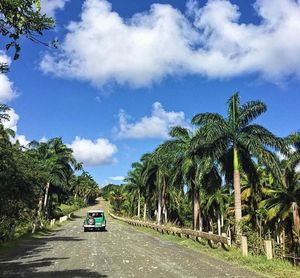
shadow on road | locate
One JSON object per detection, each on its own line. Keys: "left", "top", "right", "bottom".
{"left": 0, "top": 262, "right": 107, "bottom": 277}
{"left": 42, "top": 236, "right": 85, "bottom": 241}
{"left": 0, "top": 234, "right": 88, "bottom": 277}
{"left": 0, "top": 238, "right": 107, "bottom": 277}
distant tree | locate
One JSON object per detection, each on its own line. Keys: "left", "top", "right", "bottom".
{"left": 124, "top": 162, "right": 145, "bottom": 218}
{"left": 29, "top": 138, "right": 76, "bottom": 219}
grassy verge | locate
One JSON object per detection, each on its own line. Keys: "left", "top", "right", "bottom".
{"left": 0, "top": 214, "right": 73, "bottom": 254}
{"left": 59, "top": 203, "right": 82, "bottom": 216}
{"left": 116, "top": 219, "right": 300, "bottom": 278}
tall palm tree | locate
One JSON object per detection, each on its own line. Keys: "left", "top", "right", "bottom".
{"left": 263, "top": 132, "right": 300, "bottom": 236}
{"left": 261, "top": 170, "right": 300, "bottom": 238}
{"left": 29, "top": 138, "right": 77, "bottom": 219}
{"left": 192, "top": 93, "right": 284, "bottom": 229}
{"left": 241, "top": 165, "right": 274, "bottom": 228}
{"left": 152, "top": 148, "right": 172, "bottom": 224}
{"left": 124, "top": 162, "right": 145, "bottom": 218}
{"left": 162, "top": 126, "right": 202, "bottom": 230}
{"left": 140, "top": 153, "right": 158, "bottom": 220}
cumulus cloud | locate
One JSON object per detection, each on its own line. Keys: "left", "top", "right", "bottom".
{"left": 0, "top": 52, "right": 17, "bottom": 102}
{"left": 116, "top": 102, "right": 188, "bottom": 139}
{"left": 2, "top": 109, "right": 30, "bottom": 146}
{"left": 14, "top": 134, "right": 30, "bottom": 147}
{"left": 40, "top": 0, "right": 300, "bottom": 87}
{"left": 109, "top": 176, "right": 125, "bottom": 181}
{"left": 41, "top": 0, "right": 69, "bottom": 17}
{"left": 2, "top": 108, "right": 19, "bottom": 132}
{"left": 69, "top": 136, "right": 118, "bottom": 166}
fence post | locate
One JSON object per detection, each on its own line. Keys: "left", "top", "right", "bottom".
{"left": 241, "top": 236, "right": 248, "bottom": 257}
{"left": 264, "top": 240, "right": 273, "bottom": 260}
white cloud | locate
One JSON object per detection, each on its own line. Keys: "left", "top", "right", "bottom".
{"left": 109, "top": 176, "right": 125, "bottom": 181}
{"left": 116, "top": 102, "right": 188, "bottom": 139}
{"left": 2, "top": 108, "right": 30, "bottom": 147}
{"left": 39, "top": 136, "right": 48, "bottom": 143}
{"left": 69, "top": 136, "right": 118, "bottom": 166}
{"left": 14, "top": 134, "right": 30, "bottom": 147}
{"left": 41, "top": 0, "right": 69, "bottom": 17}
{"left": 40, "top": 0, "right": 300, "bottom": 87}
{"left": 2, "top": 109, "right": 19, "bottom": 132}
{"left": 0, "top": 52, "right": 17, "bottom": 102}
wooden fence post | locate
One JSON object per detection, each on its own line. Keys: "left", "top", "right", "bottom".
{"left": 241, "top": 236, "right": 248, "bottom": 257}
{"left": 264, "top": 240, "right": 273, "bottom": 260}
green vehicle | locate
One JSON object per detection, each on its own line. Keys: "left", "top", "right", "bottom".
{"left": 83, "top": 209, "right": 106, "bottom": 232}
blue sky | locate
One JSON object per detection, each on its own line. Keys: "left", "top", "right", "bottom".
{"left": 1, "top": 0, "right": 300, "bottom": 186}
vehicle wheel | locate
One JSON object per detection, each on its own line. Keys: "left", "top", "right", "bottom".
{"left": 84, "top": 228, "right": 87, "bottom": 232}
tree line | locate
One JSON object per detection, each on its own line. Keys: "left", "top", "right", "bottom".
{"left": 108, "top": 93, "right": 300, "bottom": 256}
{"left": 0, "top": 104, "right": 100, "bottom": 243}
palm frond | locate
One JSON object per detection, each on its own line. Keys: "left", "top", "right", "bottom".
{"left": 192, "top": 112, "right": 226, "bottom": 127}
{"left": 169, "top": 126, "right": 190, "bottom": 140}
{"left": 239, "top": 101, "right": 267, "bottom": 128}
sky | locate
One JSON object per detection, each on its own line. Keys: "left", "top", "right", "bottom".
{"left": 1, "top": 0, "right": 300, "bottom": 186}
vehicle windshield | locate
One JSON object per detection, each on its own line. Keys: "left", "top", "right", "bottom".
{"left": 88, "top": 212, "right": 103, "bottom": 218}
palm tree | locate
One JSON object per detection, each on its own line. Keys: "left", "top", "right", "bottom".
{"left": 162, "top": 126, "right": 203, "bottom": 230}
{"left": 151, "top": 148, "right": 171, "bottom": 224}
{"left": 261, "top": 169, "right": 300, "bottom": 242}
{"left": 109, "top": 188, "right": 126, "bottom": 214}
{"left": 192, "top": 93, "right": 284, "bottom": 229}
{"left": 29, "top": 138, "right": 77, "bottom": 219}
{"left": 205, "top": 186, "right": 229, "bottom": 235}
{"left": 140, "top": 153, "right": 157, "bottom": 220}
{"left": 124, "top": 162, "right": 145, "bottom": 218}
{"left": 241, "top": 165, "right": 274, "bottom": 229}
{"left": 262, "top": 132, "right": 300, "bottom": 237}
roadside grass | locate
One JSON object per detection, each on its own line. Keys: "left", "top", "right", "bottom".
{"left": 0, "top": 216, "right": 73, "bottom": 254}
{"left": 115, "top": 219, "right": 300, "bottom": 278}
{"left": 59, "top": 203, "right": 82, "bottom": 215}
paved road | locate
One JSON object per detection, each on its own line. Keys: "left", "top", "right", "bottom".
{"left": 0, "top": 202, "right": 263, "bottom": 278}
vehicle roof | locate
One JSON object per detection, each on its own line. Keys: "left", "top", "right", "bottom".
{"left": 87, "top": 209, "right": 104, "bottom": 213}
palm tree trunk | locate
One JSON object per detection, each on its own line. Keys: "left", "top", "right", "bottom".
{"left": 199, "top": 214, "right": 203, "bottom": 232}
{"left": 233, "top": 147, "right": 242, "bottom": 228}
{"left": 161, "top": 176, "right": 167, "bottom": 224}
{"left": 163, "top": 205, "right": 168, "bottom": 224}
{"left": 217, "top": 214, "right": 221, "bottom": 236}
{"left": 157, "top": 188, "right": 162, "bottom": 224}
{"left": 292, "top": 202, "right": 300, "bottom": 233}
{"left": 43, "top": 182, "right": 50, "bottom": 216}
{"left": 32, "top": 194, "right": 43, "bottom": 233}
{"left": 192, "top": 182, "right": 200, "bottom": 230}
{"left": 137, "top": 191, "right": 141, "bottom": 218}
{"left": 191, "top": 183, "right": 195, "bottom": 230}
{"left": 209, "top": 218, "right": 214, "bottom": 233}
{"left": 143, "top": 203, "right": 147, "bottom": 220}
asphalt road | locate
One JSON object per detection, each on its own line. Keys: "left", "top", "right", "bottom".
{"left": 0, "top": 202, "right": 263, "bottom": 278}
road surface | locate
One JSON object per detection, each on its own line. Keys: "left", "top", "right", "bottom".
{"left": 0, "top": 202, "right": 263, "bottom": 277}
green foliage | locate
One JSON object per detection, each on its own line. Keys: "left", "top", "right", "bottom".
{"left": 101, "top": 183, "right": 120, "bottom": 200}
{"left": 114, "top": 93, "right": 300, "bottom": 263}
{"left": 0, "top": 104, "right": 99, "bottom": 244}
{"left": 0, "top": 0, "right": 55, "bottom": 60}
